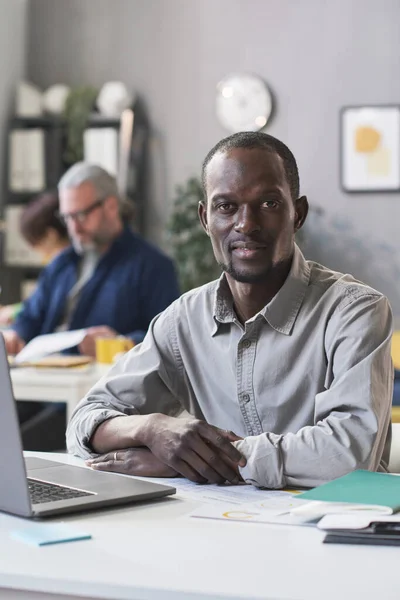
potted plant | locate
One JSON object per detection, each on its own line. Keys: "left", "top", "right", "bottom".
{"left": 63, "top": 86, "right": 98, "bottom": 165}
{"left": 166, "top": 177, "right": 220, "bottom": 293}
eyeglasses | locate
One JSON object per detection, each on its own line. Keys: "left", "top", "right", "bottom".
{"left": 57, "top": 198, "right": 105, "bottom": 225}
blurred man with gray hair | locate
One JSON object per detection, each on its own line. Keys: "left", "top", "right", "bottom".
{"left": 3, "top": 163, "right": 180, "bottom": 358}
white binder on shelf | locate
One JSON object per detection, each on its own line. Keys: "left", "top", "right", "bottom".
{"left": 26, "top": 129, "right": 45, "bottom": 191}
{"left": 15, "top": 81, "right": 43, "bottom": 118}
{"left": 8, "top": 131, "right": 25, "bottom": 191}
{"left": 8, "top": 129, "right": 45, "bottom": 192}
{"left": 83, "top": 127, "right": 118, "bottom": 176}
{"left": 4, "top": 206, "right": 43, "bottom": 267}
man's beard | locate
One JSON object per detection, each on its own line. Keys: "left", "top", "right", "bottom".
{"left": 72, "top": 239, "right": 96, "bottom": 255}
{"left": 218, "top": 259, "right": 273, "bottom": 284}
{"left": 71, "top": 231, "right": 113, "bottom": 255}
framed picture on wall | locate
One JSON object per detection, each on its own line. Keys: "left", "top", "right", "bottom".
{"left": 340, "top": 105, "right": 400, "bottom": 192}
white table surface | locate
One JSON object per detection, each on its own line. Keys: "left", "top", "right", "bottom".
{"left": 0, "top": 452, "right": 399, "bottom": 600}
{"left": 10, "top": 364, "right": 109, "bottom": 421}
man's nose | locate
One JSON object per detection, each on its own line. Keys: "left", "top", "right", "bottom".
{"left": 234, "top": 206, "right": 261, "bottom": 234}
{"left": 68, "top": 218, "right": 84, "bottom": 236}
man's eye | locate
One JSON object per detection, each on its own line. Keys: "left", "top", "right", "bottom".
{"left": 217, "top": 203, "right": 234, "bottom": 212}
{"left": 262, "top": 200, "right": 278, "bottom": 208}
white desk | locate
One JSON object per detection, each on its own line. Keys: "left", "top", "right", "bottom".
{"left": 10, "top": 365, "right": 109, "bottom": 421}
{"left": 0, "top": 452, "right": 399, "bottom": 600}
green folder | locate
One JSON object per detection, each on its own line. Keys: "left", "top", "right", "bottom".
{"left": 298, "top": 470, "right": 400, "bottom": 514}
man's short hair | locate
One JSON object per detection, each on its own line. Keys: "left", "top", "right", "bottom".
{"left": 58, "top": 162, "right": 119, "bottom": 199}
{"left": 58, "top": 162, "right": 133, "bottom": 222}
{"left": 201, "top": 131, "right": 300, "bottom": 200}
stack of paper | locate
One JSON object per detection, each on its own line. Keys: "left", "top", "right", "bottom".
{"left": 318, "top": 513, "right": 400, "bottom": 546}
{"left": 13, "top": 329, "right": 87, "bottom": 365}
{"left": 17, "top": 355, "right": 93, "bottom": 369}
{"left": 189, "top": 471, "right": 400, "bottom": 531}
{"left": 144, "top": 477, "right": 311, "bottom": 526}
{"left": 190, "top": 494, "right": 310, "bottom": 526}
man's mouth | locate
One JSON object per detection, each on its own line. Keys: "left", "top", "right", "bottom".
{"left": 230, "top": 242, "right": 267, "bottom": 259}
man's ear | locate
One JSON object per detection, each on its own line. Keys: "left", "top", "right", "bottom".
{"left": 294, "top": 196, "right": 309, "bottom": 232}
{"left": 105, "top": 195, "right": 119, "bottom": 217}
{"left": 198, "top": 201, "right": 209, "bottom": 236}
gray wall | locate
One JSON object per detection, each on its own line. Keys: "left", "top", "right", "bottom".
{"left": 27, "top": 0, "right": 400, "bottom": 315}
{"left": 0, "top": 0, "right": 28, "bottom": 304}
{"left": 0, "top": 0, "right": 27, "bottom": 192}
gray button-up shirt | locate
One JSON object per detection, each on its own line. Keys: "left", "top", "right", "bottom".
{"left": 67, "top": 245, "right": 393, "bottom": 488}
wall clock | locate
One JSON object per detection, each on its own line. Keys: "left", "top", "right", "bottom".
{"left": 216, "top": 73, "right": 273, "bottom": 133}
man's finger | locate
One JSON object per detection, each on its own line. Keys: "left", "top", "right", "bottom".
{"left": 170, "top": 458, "right": 207, "bottom": 484}
{"left": 218, "top": 429, "right": 243, "bottom": 442}
{"left": 200, "top": 426, "right": 246, "bottom": 467}
{"left": 88, "top": 460, "right": 125, "bottom": 473}
{"left": 87, "top": 451, "right": 123, "bottom": 466}
{"left": 183, "top": 445, "right": 230, "bottom": 484}
{"left": 190, "top": 437, "right": 240, "bottom": 483}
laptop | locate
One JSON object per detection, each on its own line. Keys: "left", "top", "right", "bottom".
{"left": 0, "top": 337, "right": 176, "bottom": 518}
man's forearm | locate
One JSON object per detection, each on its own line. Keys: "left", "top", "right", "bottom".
{"left": 90, "top": 414, "right": 154, "bottom": 454}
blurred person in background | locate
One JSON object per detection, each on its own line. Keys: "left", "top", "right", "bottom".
{"left": 2, "top": 163, "right": 180, "bottom": 358}
{"left": 1, "top": 163, "right": 180, "bottom": 452}
{"left": 0, "top": 191, "right": 69, "bottom": 325}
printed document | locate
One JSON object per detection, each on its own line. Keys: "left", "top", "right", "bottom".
{"left": 14, "top": 329, "right": 87, "bottom": 364}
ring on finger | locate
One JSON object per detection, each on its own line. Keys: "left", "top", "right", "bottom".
{"left": 113, "top": 451, "right": 118, "bottom": 461}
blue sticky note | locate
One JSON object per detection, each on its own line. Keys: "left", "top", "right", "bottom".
{"left": 10, "top": 522, "right": 92, "bottom": 546}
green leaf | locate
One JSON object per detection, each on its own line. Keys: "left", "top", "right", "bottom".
{"left": 63, "top": 86, "right": 98, "bottom": 165}
{"left": 166, "top": 177, "right": 221, "bottom": 292}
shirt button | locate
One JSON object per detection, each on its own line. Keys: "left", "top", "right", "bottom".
{"left": 242, "top": 394, "right": 250, "bottom": 403}
{"left": 242, "top": 339, "right": 251, "bottom": 349}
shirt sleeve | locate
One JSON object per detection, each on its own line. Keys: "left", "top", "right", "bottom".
{"left": 234, "top": 293, "right": 394, "bottom": 489}
{"left": 66, "top": 304, "right": 183, "bottom": 458}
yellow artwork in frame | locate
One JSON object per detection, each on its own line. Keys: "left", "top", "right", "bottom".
{"left": 341, "top": 105, "right": 400, "bottom": 192}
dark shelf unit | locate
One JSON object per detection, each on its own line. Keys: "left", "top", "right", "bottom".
{"left": 11, "top": 114, "right": 120, "bottom": 128}
{"left": 0, "top": 103, "right": 149, "bottom": 305}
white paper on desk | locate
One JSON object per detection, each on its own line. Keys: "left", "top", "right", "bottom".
{"left": 318, "top": 513, "right": 400, "bottom": 531}
{"left": 14, "top": 329, "right": 87, "bottom": 364}
{"left": 190, "top": 495, "right": 311, "bottom": 526}
{"left": 136, "top": 476, "right": 296, "bottom": 505}
{"left": 289, "top": 500, "right": 392, "bottom": 524}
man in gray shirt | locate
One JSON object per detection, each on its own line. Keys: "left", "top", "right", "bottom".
{"left": 67, "top": 132, "right": 393, "bottom": 489}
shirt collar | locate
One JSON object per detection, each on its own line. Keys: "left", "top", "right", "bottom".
{"left": 211, "top": 275, "right": 236, "bottom": 335}
{"left": 211, "top": 244, "right": 311, "bottom": 336}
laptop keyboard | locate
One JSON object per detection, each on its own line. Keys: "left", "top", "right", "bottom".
{"left": 27, "top": 478, "right": 95, "bottom": 504}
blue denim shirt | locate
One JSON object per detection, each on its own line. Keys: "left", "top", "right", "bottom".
{"left": 13, "top": 227, "right": 180, "bottom": 345}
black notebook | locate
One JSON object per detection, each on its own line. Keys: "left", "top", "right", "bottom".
{"left": 323, "top": 521, "right": 400, "bottom": 546}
